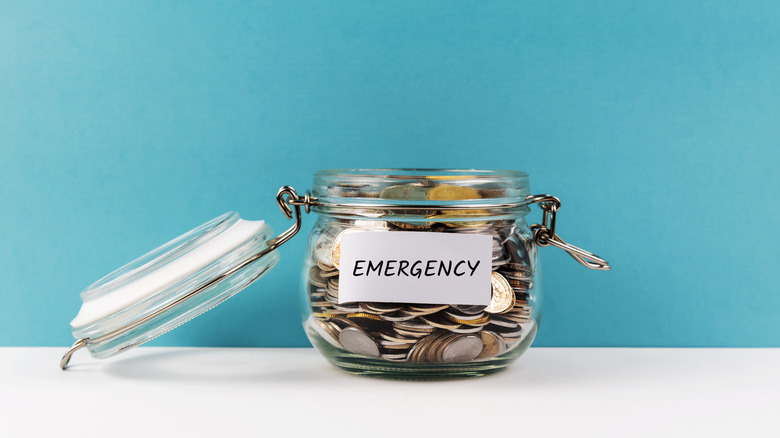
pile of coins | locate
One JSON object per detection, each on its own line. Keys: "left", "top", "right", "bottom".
{"left": 305, "top": 213, "right": 537, "bottom": 364}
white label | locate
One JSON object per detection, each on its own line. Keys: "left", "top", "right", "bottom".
{"left": 338, "top": 231, "right": 493, "bottom": 305}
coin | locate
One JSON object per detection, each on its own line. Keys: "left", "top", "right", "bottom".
{"left": 307, "top": 316, "right": 341, "bottom": 348}
{"left": 331, "top": 229, "right": 366, "bottom": 270}
{"left": 407, "top": 304, "right": 450, "bottom": 315}
{"left": 485, "top": 272, "right": 515, "bottom": 314}
{"left": 451, "top": 304, "right": 487, "bottom": 315}
{"left": 441, "top": 335, "right": 483, "bottom": 363}
{"left": 314, "top": 229, "right": 339, "bottom": 267}
{"left": 407, "top": 331, "right": 441, "bottom": 363}
{"left": 442, "top": 312, "right": 490, "bottom": 326}
{"left": 420, "top": 314, "right": 462, "bottom": 331}
{"left": 387, "top": 220, "right": 434, "bottom": 231}
{"left": 394, "top": 320, "right": 435, "bottom": 331}
{"left": 346, "top": 312, "right": 384, "bottom": 322}
{"left": 379, "top": 332, "right": 419, "bottom": 344}
{"left": 378, "top": 311, "right": 418, "bottom": 322}
{"left": 379, "top": 340, "right": 413, "bottom": 350}
{"left": 449, "top": 325, "right": 485, "bottom": 334}
{"left": 426, "top": 185, "right": 481, "bottom": 201}
{"left": 310, "top": 301, "right": 332, "bottom": 309}
{"left": 486, "top": 318, "right": 519, "bottom": 329}
{"left": 353, "top": 219, "right": 391, "bottom": 230}
{"left": 331, "top": 315, "right": 361, "bottom": 330}
{"left": 380, "top": 183, "right": 429, "bottom": 200}
{"left": 339, "top": 327, "right": 381, "bottom": 358}
{"left": 380, "top": 353, "right": 408, "bottom": 361}
{"left": 309, "top": 267, "right": 327, "bottom": 288}
{"left": 476, "top": 331, "right": 507, "bottom": 359}
{"left": 361, "top": 302, "right": 405, "bottom": 314}
{"left": 332, "top": 303, "right": 362, "bottom": 312}
{"left": 319, "top": 265, "right": 340, "bottom": 278}
{"left": 394, "top": 327, "right": 433, "bottom": 338}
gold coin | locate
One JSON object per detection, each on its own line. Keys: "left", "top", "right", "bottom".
{"left": 331, "top": 232, "right": 344, "bottom": 270}
{"left": 425, "top": 184, "right": 488, "bottom": 226}
{"left": 331, "top": 229, "right": 366, "bottom": 270}
{"left": 408, "top": 332, "right": 440, "bottom": 363}
{"left": 429, "top": 333, "right": 455, "bottom": 363}
{"left": 485, "top": 272, "right": 516, "bottom": 314}
{"left": 443, "top": 313, "right": 491, "bottom": 326}
{"left": 346, "top": 312, "right": 384, "bottom": 322}
{"left": 426, "top": 185, "right": 481, "bottom": 201}
{"left": 380, "top": 183, "right": 429, "bottom": 200}
{"left": 476, "top": 331, "right": 507, "bottom": 359}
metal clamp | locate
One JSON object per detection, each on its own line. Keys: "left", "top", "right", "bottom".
{"left": 59, "top": 186, "right": 314, "bottom": 370}
{"left": 526, "top": 194, "right": 611, "bottom": 271}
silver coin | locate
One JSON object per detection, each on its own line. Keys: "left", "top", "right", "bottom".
{"left": 307, "top": 316, "right": 341, "bottom": 348}
{"left": 380, "top": 353, "right": 408, "bottom": 361}
{"left": 314, "top": 233, "right": 336, "bottom": 267}
{"left": 379, "top": 332, "right": 419, "bottom": 344}
{"left": 332, "top": 303, "right": 362, "bottom": 312}
{"left": 449, "top": 325, "right": 484, "bottom": 334}
{"left": 308, "top": 268, "right": 327, "bottom": 288}
{"left": 379, "top": 311, "right": 418, "bottom": 322}
{"left": 331, "top": 184, "right": 366, "bottom": 197}
{"left": 495, "top": 327, "right": 523, "bottom": 338}
{"left": 361, "top": 302, "right": 404, "bottom": 314}
{"left": 441, "top": 335, "right": 483, "bottom": 363}
{"left": 353, "top": 219, "right": 391, "bottom": 230}
{"left": 450, "top": 304, "right": 487, "bottom": 315}
{"left": 395, "top": 320, "right": 434, "bottom": 331}
{"left": 394, "top": 327, "right": 433, "bottom": 338}
{"left": 486, "top": 318, "right": 519, "bottom": 329}
{"left": 338, "top": 327, "right": 380, "bottom": 358}
{"left": 444, "top": 310, "right": 487, "bottom": 321}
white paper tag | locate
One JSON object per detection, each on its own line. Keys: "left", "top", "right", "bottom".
{"left": 338, "top": 231, "right": 493, "bottom": 305}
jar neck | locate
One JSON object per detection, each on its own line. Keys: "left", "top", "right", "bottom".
{"left": 311, "top": 169, "right": 531, "bottom": 221}
{"left": 312, "top": 203, "right": 531, "bottom": 222}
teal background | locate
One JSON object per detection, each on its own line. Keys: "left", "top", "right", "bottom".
{"left": 1, "top": 1, "right": 778, "bottom": 348}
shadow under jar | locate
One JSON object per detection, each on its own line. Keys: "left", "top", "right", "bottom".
{"left": 302, "top": 169, "right": 542, "bottom": 380}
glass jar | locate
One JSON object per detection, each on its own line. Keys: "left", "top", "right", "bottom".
{"left": 60, "top": 168, "right": 609, "bottom": 380}
{"left": 302, "top": 169, "right": 540, "bottom": 379}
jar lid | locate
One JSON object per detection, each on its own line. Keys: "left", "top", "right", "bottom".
{"left": 66, "top": 212, "right": 279, "bottom": 361}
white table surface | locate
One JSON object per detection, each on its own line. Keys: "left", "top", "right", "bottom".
{"left": 1, "top": 347, "right": 778, "bottom": 438}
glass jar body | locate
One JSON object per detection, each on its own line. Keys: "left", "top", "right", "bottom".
{"left": 300, "top": 211, "right": 542, "bottom": 380}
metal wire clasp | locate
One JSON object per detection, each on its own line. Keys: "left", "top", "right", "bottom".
{"left": 266, "top": 186, "right": 318, "bottom": 248}
{"left": 526, "top": 194, "right": 611, "bottom": 271}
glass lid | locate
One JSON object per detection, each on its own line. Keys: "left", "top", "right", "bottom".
{"left": 67, "top": 212, "right": 280, "bottom": 361}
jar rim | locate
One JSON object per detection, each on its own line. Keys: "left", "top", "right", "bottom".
{"left": 315, "top": 168, "right": 527, "bottom": 183}
{"left": 311, "top": 168, "right": 531, "bottom": 218}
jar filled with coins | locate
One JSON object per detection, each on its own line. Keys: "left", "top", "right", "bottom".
{"left": 60, "top": 168, "right": 608, "bottom": 380}
{"left": 300, "top": 169, "right": 608, "bottom": 379}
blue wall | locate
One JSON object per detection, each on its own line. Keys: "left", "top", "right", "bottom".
{"left": 2, "top": 1, "right": 778, "bottom": 348}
